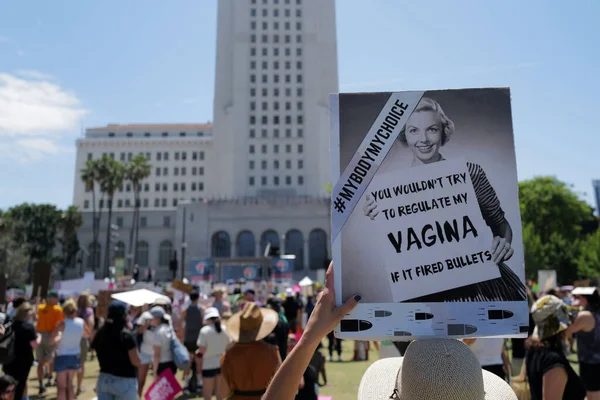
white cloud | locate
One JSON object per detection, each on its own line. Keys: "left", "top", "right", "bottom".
{"left": 0, "top": 72, "right": 86, "bottom": 162}
{"left": 15, "top": 50, "right": 24, "bottom": 56}
{"left": 16, "top": 69, "right": 55, "bottom": 81}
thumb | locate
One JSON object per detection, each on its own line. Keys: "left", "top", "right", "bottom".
{"left": 337, "top": 295, "right": 361, "bottom": 317}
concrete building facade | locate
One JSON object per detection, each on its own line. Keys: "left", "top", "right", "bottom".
{"left": 72, "top": 0, "right": 337, "bottom": 281}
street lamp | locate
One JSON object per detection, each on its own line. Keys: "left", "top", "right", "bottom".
{"left": 180, "top": 206, "right": 187, "bottom": 281}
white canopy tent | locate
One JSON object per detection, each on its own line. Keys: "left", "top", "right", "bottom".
{"left": 299, "top": 276, "right": 314, "bottom": 287}
{"left": 110, "top": 289, "right": 170, "bottom": 307}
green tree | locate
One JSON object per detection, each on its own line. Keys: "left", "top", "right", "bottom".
{"left": 7, "top": 204, "right": 62, "bottom": 281}
{"left": 96, "top": 155, "right": 125, "bottom": 277}
{"left": 57, "top": 206, "right": 83, "bottom": 278}
{"left": 576, "top": 229, "right": 600, "bottom": 279}
{"left": 519, "top": 176, "right": 597, "bottom": 282}
{"left": 80, "top": 159, "right": 102, "bottom": 270}
{"left": 125, "top": 154, "right": 151, "bottom": 268}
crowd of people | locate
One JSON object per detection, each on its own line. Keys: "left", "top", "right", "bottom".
{"left": 0, "top": 270, "right": 597, "bottom": 400}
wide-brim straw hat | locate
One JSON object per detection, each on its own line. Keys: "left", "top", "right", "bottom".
{"left": 358, "top": 339, "right": 517, "bottom": 400}
{"left": 226, "top": 302, "right": 278, "bottom": 343}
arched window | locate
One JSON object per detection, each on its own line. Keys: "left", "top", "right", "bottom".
{"left": 115, "top": 241, "right": 126, "bottom": 259}
{"left": 159, "top": 240, "right": 173, "bottom": 267}
{"left": 211, "top": 231, "right": 231, "bottom": 258}
{"left": 136, "top": 241, "right": 149, "bottom": 267}
{"left": 285, "top": 229, "right": 304, "bottom": 270}
{"left": 260, "top": 230, "right": 280, "bottom": 256}
{"left": 236, "top": 231, "right": 256, "bottom": 257}
{"left": 308, "top": 229, "right": 328, "bottom": 270}
{"left": 87, "top": 242, "right": 101, "bottom": 270}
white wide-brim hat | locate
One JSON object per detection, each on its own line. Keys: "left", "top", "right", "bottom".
{"left": 358, "top": 339, "right": 517, "bottom": 400}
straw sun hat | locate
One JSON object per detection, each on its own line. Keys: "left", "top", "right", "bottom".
{"left": 226, "top": 302, "right": 278, "bottom": 343}
{"left": 358, "top": 339, "right": 517, "bottom": 400}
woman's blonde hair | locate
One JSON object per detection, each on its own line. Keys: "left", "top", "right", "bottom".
{"left": 62, "top": 298, "right": 78, "bottom": 317}
{"left": 398, "top": 97, "right": 455, "bottom": 146}
{"left": 15, "top": 302, "right": 34, "bottom": 322}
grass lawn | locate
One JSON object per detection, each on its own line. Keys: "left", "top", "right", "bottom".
{"left": 25, "top": 339, "right": 372, "bottom": 400}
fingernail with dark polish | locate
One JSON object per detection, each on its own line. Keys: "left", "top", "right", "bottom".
{"left": 354, "top": 295, "right": 361, "bottom": 301}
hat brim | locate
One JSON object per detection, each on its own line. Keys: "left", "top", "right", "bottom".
{"left": 226, "top": 308, "right": 278, "bottom": 343}
{"left": 358, "top": 357, "right": 517, "bottom": 400}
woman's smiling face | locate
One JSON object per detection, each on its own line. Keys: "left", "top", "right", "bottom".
{"left": 405, "top": 110, "right": 443, "bottom": 164}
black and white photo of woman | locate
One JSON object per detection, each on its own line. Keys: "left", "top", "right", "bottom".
{"left": 363, "top": 97, "right": 527, "bottom": 303}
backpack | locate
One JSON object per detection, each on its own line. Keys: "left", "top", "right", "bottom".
{"left": 0, "top": 322, "right": 16, "bottom": 365}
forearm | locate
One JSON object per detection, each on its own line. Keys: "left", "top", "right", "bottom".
{"left": 492, "top": 219, "right": 512, "bottom": 243}
{"left": 263, "top": 335, "right": 320, "bottom": 400}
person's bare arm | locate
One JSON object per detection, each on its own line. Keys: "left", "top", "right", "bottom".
{"left": 263, "top": 264, "right": 359, "bottom": 400}
{"left": 50, "top": 321, "right": 65, "bottom": 345}
{"left": 128, "top": 348, "right": 142, "bottom": 367}
{"left": 566, "top": 311, "right": 595, "bottom": 337}
{"left": 152, "top": 345, "right": 161, "bottom": 378}
{"left": 542, "top": 367, "right": 567, "bottom": 400}
{"left": 463, "top": 338, "right": 477, "bottom": 346}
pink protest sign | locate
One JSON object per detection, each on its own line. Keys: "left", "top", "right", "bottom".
{"left": 144, "top": 369, "right": 182, "bottom": 400}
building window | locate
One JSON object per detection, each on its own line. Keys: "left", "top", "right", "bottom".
{"left": 126, "top": 132, "right": 133, "bottom": 137}
{"left": 163, "top": 216, "right": 171, "bottom": 227}
{"left": 261, "top": 176, "right": 267, "bottom": 186}
{"left": 273, "top": 9, "right": 279, "bottom": 17}
{"left": 155, "top": 183, "right": 160, "bottom": 191}
{"left": 136, "top": 241, "right": 149, "bottom": 267}
{"left": 163, "top": 167, "right": 168, "bottom": 176}
{"left": 297, "top": 101, "right": 303, "bottom": 111}
{"left": 262, "top": 48, "right": 267, "bottom": 56}
{"left": 250, "top": 88, "right": 256, "bottom": 97}
{"left": 140, "top": 216, "right": 147, "bottom": 228}
{"left": 84, "top": 200, "right": 89, "bottom": 209}
{"left": 250, "top": 145, "right": 255, "bottom": 154}
{"left": 144, "top": 183, "right": 149, "bottom": 192}
{"left": 192, "top": 167, "right": 197, "bottom": 175}
{"left": 250, "top": 129, "right": 256, "bottom": 138}
{"left": 192, "top": 152, "right": 198, "bottom": 160}
{"left": 285, "top": 21, "right": 290, "bottom": 30}
{"left": 157, "top": 152, "right": 162, "bottom": 161}
{"left": 163, "top": 183, "right": 167, "bottom": 191}
{"left": 286, "top": 176, "right": 292, "bottom": 185}
{"left": 273, "top": 116, "right": 280, "bottom": 124}
{"left": 285, "top": 48, "right": 291, "bottom": 56}
{"left": 297, "top": 74, "right": 302, "bottom": 83}
{"left": 162, "top": 132, "right": 169, "bottom": 137}
{"left": 285, "top": 115, "right": 291, "bottom": 124}
{"left": 261, "top": 144, "right": 267, "bottom": 154}
{"left": 274, "top": 21, "right": 279, "bottom": 30}
{"left": 274, "top": 144, "right": 279, "bottom": 153}
{"left": 182, "top": 152, "right": 187, "bottom": 161}
{"left": 274, "top": 88, "right": 279, "bottom": 96}
{"left": 117, "top": 199, "right": 123, "bottom": 208}
{"left": 154, "top": 198, "right": 160, "bottom": 207}
{"left": 87, "top": 153, "right": 93, "bottom": 161}
{"left": 274, "top": 176, "right": 280, "bottom": 186}
{"left": 263, "top": 21, "right": 268, "bottom": 30}
{"left": 285, "top": 9, "right": 290, "bottom": 17}
{"left": 285, "top": 35, "right": 290, "bottom": 43}
{"left": 298, "top": 176, "right": 304, "bottom": 185}
{"left": 250, "top": 74, "right": 256, "bottom": 83}
{"left": 261, "top": 160, "right": 267, "bottom": 170}
{"left": 164, "top": 152, "right": 169, "bottom": 161}
{"left": 251, "top": 34, "right": 256, "bottom": 43}
{"left": 261, "top": 88, "right": 267, "bottom": 96}
{"left": 296, "top": 48, "right": 302, "bottom": 57}
{"left": 173, "top": 198, "right": 178, "bottom": 206}
{"left": 297, "top": 88, "right": 303, "bottom": 96}
{"left": 143, "top": 198, "right": 149, "bottom": 207}
{"left": 274, "top": 160, "right": 280, "bottom": 169}
{"left": 179, "top": 132, "right": 186, "bottom": 137}
{"left": 262, "top": 102, "right": 268, "bottom": 111}
{"left": 181, "top": 167, "right": 186, "bottom": 176}
{"left": 262, "top": 129, "right": 268, "bottom": 138}
{"left": 286, "top": 160, "right": 292, "bottom": 169}
{"left": 297, "top": 115, "right": 303, "bottom": 124}
{"left": 274, "top": 129, "right": 280, "bottom": 138}
{"left": 262, "top": 34, "right": 268, "bottom": 43}
{"left": 192, "top": 182, "right": 197, "bottom": 191}
{"left": 162, "top": 198, "right": 167, "bottom": 207}
{"left": 296, "top": 22, "right": 301, "bottom": 30}
{"left": 274, "top": 35, "right": 279, "bottom": 43}
{"left": 199, "top": 182, "right": 204, "bottom": 191}
{"left": 175, "top": 152, "right": 180, "bottom": 161}
{"left": 286, "top": 144, "right": 291, "bottom": 153}
{"left": 250, "top": 47, "right": 256, "bottom": 56}
{"left": 250, "top": 115, "right": 256, "bottom": 124}
{"left": 274, "top": 75, "right": 279, "bottom": 83}
{"left": 298, "top": 159, "right": 303, "bottom": 169}
{"left": 285, "top": 75, "right": 291, "bottom": 83}
{"left": 250, "top": 101, "right": 256, "bottom": 111}
{"left": 125, "top": 199, "right": 131, "bottom": 207}
{"left": 174, "top": 167, "right": 179, "bottom": 176}
{"left": 274, "top": 48, "right": 279, "bottom": 56}
{"left": 297, "top": 61, "right": 302, "bottom": 69}
{"left": 159, "top": 241, "right": 173, "bottom": 267}
{"left": 250, "top": 60, "right": 256, "bottom": 69}
{"left": 251, "top": 8, "right": 256, "bottom": 16}
{"left": 286, "top": 128, "right": 292, "bottom": 137}
{"left": 262, "top": 9, "right": 267, "bottom": 17}
{"left": 174, "top": 183, "right": 179, "bottom": 191}
{"left": 199, "top": 167, "right": 204, "bottom": 175}
{"left": 261, "top": 115, "right": 268, "bottom": 124}
{"left": 274, "top": 102, "right": 280, "bottom": 110}
{"left": 251, "top": 21, "right": 256, "bottom": 30}
{"left": 296, "top": 34, "right": 302, "bottom": 43}
{"left": 298, "top": 144, "right": 304, "bottom": 153}
{"left": 250, "top": 160, "right": 255, "bottom": 170}
{"left": 181, "top": 183, "right": 186, "bottom": 191}
{"left": 249, "top": 177, "right": 255, "bottom": 186}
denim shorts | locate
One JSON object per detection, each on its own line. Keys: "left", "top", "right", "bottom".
{"left": 54, "top": 355, "right": 81, "bottom": 372}
{"left": 140, "top": 352, "right": 153, "bottom": 366}
{"left": 96, "top": 372, "right": 138, "bottom": 400}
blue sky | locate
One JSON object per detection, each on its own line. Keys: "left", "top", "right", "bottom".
{"left": 0, "top": 0, "right": 598, "bottom": 211}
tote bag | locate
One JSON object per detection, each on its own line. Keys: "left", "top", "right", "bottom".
{"left": 169, "top": 328, "right": 190, "bottom": 370}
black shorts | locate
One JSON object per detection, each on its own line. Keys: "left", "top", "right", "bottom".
{"left": 579, "top": 362, "right": 600, "bottom": 391}
{"left": 157, "top": 362, "right": 177, "bottom": 376}
{"left": 184, "top": 342, "right": 198, "bottom": 353}
{"left": 202, "top": 368, "right": 221, "bottom": 378}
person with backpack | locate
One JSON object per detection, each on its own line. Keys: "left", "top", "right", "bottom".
{"left": 3, "top": 302, "right": 40, "bottom": 400}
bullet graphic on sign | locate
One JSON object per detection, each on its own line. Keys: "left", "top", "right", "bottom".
{"left": 488, "top": 310, "right": 514, "bottom": 320}
{"left": 374, "top": 310, "right": 393, "bottom": 317}
{"left": 415, "top": 312, "right": 434, "bottom": 320}
{"left": 447, "top": 324, "right": 478, "bottom": 335}
{"left": 393, "top": 331, "right": 412, "bottom": 336}
{"left": 340, "top": 320, "right": 373, "bottom": 332}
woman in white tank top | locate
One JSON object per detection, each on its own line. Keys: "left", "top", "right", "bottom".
{"left": 51, "top": 298, "right": 85, "bottom": 400}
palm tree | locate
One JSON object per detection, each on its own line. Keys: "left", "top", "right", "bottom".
{"left": 97, "top": 155, "right": 126, "bottom": 277}
{"left": 80, "top": 160, "right": 101, "bottom": 270}
{"left": 126, "top": 154, "right": 152, "bottom": 269}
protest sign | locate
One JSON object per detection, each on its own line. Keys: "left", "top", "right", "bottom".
{"left": 31, "top": 262, "right": 52, "bottom": 300}
{"left": 330, "top": 88, "right": 529, "bottom": 340}
{"left": 144, "top": 368, "right": 182, "bottom": 400}
{"left": 538, "top": 270, "right": 557, "bottom": 293}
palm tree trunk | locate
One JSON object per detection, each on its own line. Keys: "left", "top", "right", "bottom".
{"left": 128, "top": 188, "right": 136, "bottom": 272}
{"left": 133, "top": 192, "right": 141, "bottom": 266}
{"left": 104, "top": 198, "right": 114, "bottom": 278}
{"left": 97, "top": 194, "right": 105, "bottom": 270}
{"left": 91, "top": 188, "right": 97, "bottom": 271}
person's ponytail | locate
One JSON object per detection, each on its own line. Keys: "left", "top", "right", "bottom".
{"left": 213, "top": 318, "right": 222, "bottom": 333}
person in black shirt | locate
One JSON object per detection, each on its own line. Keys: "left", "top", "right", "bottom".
{"left": 3, "top": 302, "right": 40, "bottom": 400}
{"left": 264, "top": 298, "right": 289, "bottom": 361}
{"left": 526, "top": 295, "right": 586, "bottom": 400}
{"left": 284, "top": 290, "right": 300, "bottom": 334}
{"left": 91, "top": 300, "right": 141, "bottom": 400}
